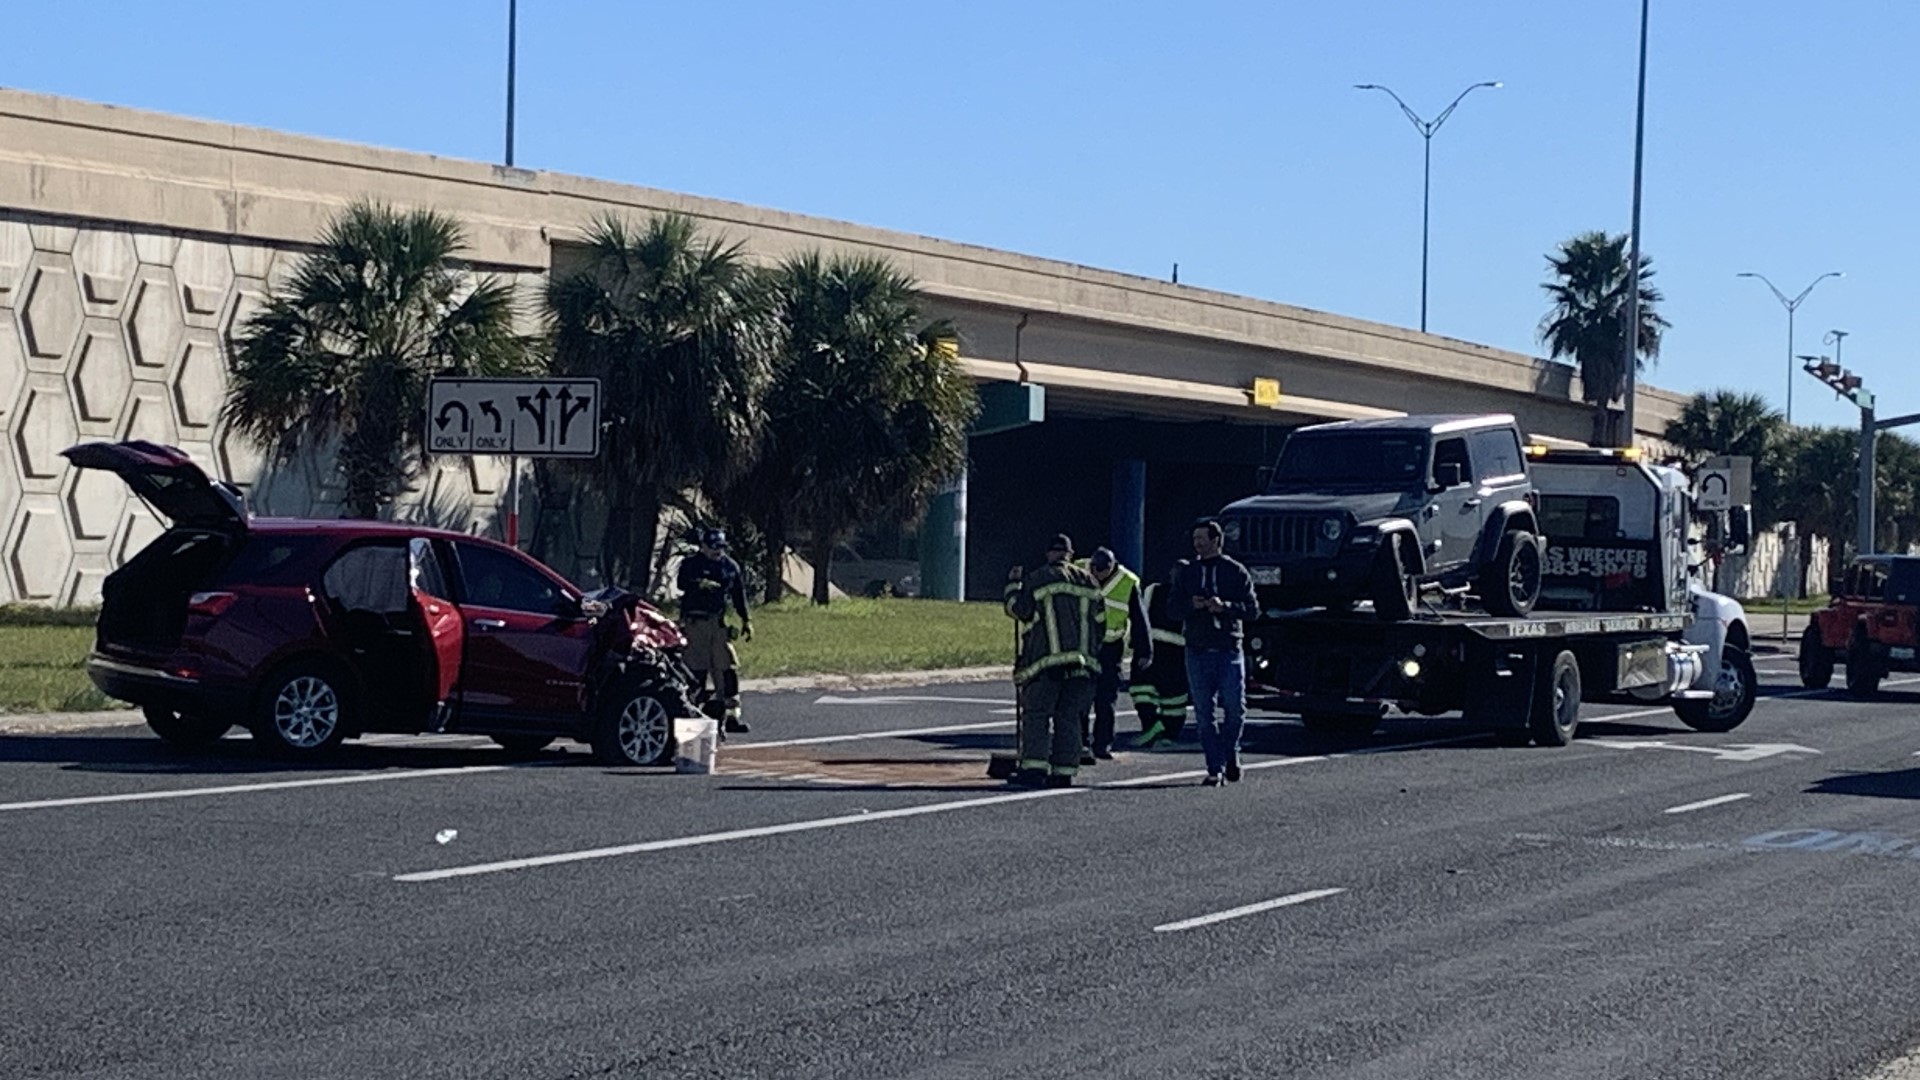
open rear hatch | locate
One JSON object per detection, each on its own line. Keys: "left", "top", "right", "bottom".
{"left": 62, "top": 441, "right": 250, "bottom": 654}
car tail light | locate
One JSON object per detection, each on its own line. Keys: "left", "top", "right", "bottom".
{"left": 187, "top": 591, "right": 238, "bottom": 618}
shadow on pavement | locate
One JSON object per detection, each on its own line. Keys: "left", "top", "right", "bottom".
{"left": 0, "top": 732, "right": 581, "bottom": 776}
{"left": 1807, "top": 767, "right": 1920, "bottom": 800}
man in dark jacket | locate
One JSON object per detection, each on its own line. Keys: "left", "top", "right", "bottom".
{"left": 676, "top": 528, "right": 753, "bottom": 734}
{"left": 1168, "top": 520, "right": 1260, "bottom": 786}
{"left": 1003, "top": 534, "right": 1105, "bottom": 788}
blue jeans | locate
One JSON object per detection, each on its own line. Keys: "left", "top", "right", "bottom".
{"left": 1186, "top": 647, "right": 1246, "bottom": 776}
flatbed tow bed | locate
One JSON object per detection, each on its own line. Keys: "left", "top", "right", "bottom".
{"left": 1244, "top": 607, "right": 1706, "bottom": 747}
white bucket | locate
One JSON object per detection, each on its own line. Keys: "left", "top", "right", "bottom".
{"left": 672, "top": 718, "right": 719, "bottom": 774}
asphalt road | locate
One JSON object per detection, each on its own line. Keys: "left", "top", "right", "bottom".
{"left": 7, "top": 657, "right": 1920, "bottom": 1079}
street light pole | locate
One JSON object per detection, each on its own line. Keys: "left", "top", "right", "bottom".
{"left": 1737, "top": 271, "right": 1842, "bottom": 425}
{"left": 505, "top": 0, "right": 518, "bottom": 167}
{"left": 1355, "top": 80, "right": 1501, "bottom": 334}
{"left": 1620, "top": 0, "right": 1650, "bottom": 449}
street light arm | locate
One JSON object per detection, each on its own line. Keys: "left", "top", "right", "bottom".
{"left": 1430, "top": 80, "right": 1501, "bottom": 134}
{"left": 1738, "top": 271, "right": 1791, "bottom": 309}
{"left": 1355, "top": 83, "right": 1430, "bottom": 135}
{"left": 1789, "top": 271, "right": 1844, "bottom": 307}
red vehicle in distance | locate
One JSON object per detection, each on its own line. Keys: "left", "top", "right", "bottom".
{"left": 63, "top": 441, "right": 699, "bottom": 765}
{"left": 1801, "top": 554, "right": 1920, "bottom": 699}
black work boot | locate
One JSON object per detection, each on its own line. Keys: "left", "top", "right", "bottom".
{"left": 1045, "top": 772, "right": 1074, "bottom": 788}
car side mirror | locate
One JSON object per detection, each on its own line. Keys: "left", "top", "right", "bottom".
{"left": 1432, "top": 462, "right": 1463, "bottom": 490}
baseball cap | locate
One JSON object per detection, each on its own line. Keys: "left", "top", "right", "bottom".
{"left": 700, "top": 528, "right": 729, "bottom": 549}
{"left": 1089, "top": 547, "right": 1116, "bottom": 571}
{"left": 1046, "top": 533, "right": 1073, "bottom": 553}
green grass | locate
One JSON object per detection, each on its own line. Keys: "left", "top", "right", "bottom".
{"left": 0, "top": 598, "right": 1011, "bottom": 713}
{"left": 1737, "top": 596, "right": 1829, "bottom": 616}
{"left": 735, "top": 598, "right": 1010, "bottom": 679}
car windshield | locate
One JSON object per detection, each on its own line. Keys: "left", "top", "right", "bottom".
{"left": 1271, "top": 433, "right": 1428, "bottom": 490}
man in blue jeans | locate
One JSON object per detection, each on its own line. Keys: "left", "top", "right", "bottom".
{"left": 1168, "top": 519, "right": 1260, "bottom": 786}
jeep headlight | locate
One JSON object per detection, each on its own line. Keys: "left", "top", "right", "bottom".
{"left": 1222, "top": 519, "right": 1242, "bottom": 542}
{"left": 1320, "top": 517, "right": 1344, "bottom": 541}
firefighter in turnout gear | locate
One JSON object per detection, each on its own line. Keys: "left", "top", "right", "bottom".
{"left": 1003, "top": 534, "right": 1105, "bottom": 788}
{"left": 676, "top": 528, "right": 753, "bottom": 735}
{"left": 1130, "top": 560, "right": 1192, "bottom": 748}
{"left": 1079, "top": 547, "right": 1153, "bottom": 759}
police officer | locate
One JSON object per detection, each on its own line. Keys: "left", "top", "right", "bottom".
{"left": 1003, "top": 534, "right": 1104, "bottom": 788}
{"left": 1081, "top": 547, "right": 1152, "bottom": 759}
{"left": 676, "top": 527, "right": 753, "bottom": 734}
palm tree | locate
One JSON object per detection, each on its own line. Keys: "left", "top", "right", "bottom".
{"left": 1663, "top": 389, "right": 1787, "bottom": 527}
{"left": 1779, "top": 426, "right": 1859, "bottom": 593}
{"left": 1540, "top": 231, "right": 1670, "bottom": 447}
{"left": 545, "top": 213, "right": 775, "bottom": 587}
{"left": 736, "top": 252, "right": 978, "bottom": 605}
{"left": 225, "top": 201, "right": 527, "bottom": 518}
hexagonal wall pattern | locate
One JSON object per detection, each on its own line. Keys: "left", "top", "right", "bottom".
{"left": 126, "top": 270, "right": 185, "bottom": 373}
{"left": 0, "top": 215, "right": 524, "bottom": 605}
{"left": 21, "top": 263, "right": 84, "bottom": 366}
{"left": 10, "top": 503, "right": 74, "bottom": 601}
{"left": 0, "top": 221, "right": 32, "bottom": 305}
{"left": 15, "top": 384, "right": 78, "bottom": 484}
{"left": 175, "top": 336, "right": 225, "bottom": 430}
{"left": 66, "top": 467, "right": 126, "bottom": 541}
{"left": 71, "top": 229, "right": 136, "bottom": 311}
{"left": 72, "top": 326, "right": 133, "bottom": 425}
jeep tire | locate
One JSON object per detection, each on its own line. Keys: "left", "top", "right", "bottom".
{"left": 1369, "top": 535, "right": 1416, "bottom": 623}
{"left": 1845, "top": 627, "right": 1883, "bottom": 698}
{"left": 1482, "top": 529, "right": 1542, "bottom": 618}
{"left": 1798, "top": 624, "right": 1834, "bottom": 689}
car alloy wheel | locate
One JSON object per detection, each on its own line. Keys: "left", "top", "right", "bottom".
{"left": 274, "top": 675, "right": 341, "bottom": 749}
{"left": 617, "top": 694, "right": 672, "bottom": 766}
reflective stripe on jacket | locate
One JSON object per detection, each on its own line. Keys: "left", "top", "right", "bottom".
{"left": 1004, "top": 563, "right": 1104, "bottom": 685}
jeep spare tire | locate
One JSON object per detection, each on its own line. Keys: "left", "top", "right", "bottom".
{"left": 1483, "top": 529, "right": 1542, "bottom": 618}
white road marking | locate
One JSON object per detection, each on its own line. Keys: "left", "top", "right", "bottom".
{"left": 1664, "top": 792, "right": 1752, "bottom": 815}
{"left": 1152, "top": 888, "right": 1347, "bottom": 933}
{"left": 0, "top": 765, "right": 514, "bottom": 813}
{"left": 729, "top": 720, "right": 1008, "bottom": 750}
{"left": 813, "top": 695, "right": 1010, "bottom": 707}
{"left": 393, "top": 787, "right": 1079, "bottom": 881}
{"left": 1589, "top": 740, "right": 1820, "bottom": 762}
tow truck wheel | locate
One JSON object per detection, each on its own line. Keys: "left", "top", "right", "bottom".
{"left": 1482, "top": 529, "right": 1542, "bottom": 618}
{"left": 1369, "top": 537, "right": 1416, "bottom": 622}
{"left": 1798, "top": 625, "right": 1833, "bottom": 689}
{"left": 1528, "top": 649, "right": 1582, "bottom": 747}
{"left": 1675, "top": 645, "right": 1756, "bottom": 732}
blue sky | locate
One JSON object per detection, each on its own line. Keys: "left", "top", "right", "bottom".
{"left": 3, "top": 0, "right": 1910, "bottom": 431}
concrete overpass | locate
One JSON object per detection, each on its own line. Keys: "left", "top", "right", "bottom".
{"left": 0, "top": 88, "right": 1686, "bottom": 604}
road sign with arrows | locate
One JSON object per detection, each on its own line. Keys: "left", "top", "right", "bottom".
{"left": 426, "top": 377, "right": 600, "bottom": 458}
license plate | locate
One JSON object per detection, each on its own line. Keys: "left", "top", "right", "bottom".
{"left": 1893, "top": 647, "right": 1915, "bottom": 661}
{"left": 1250, "top": 566, "right": 1283, "bottom": 586}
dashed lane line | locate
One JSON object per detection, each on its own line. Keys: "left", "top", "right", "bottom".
{"left": 0, "top": 765, "right": 515, "bottom": 813}
{"left": 1152, "top": 888, "right": 1348, "bottom": 932}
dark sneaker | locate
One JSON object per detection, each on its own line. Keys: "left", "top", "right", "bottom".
{"left": 724, "top": 717, "right": 750, "bottom": 734}
{"left": 1224, "top": 761, "right": 1242, "bottom": 783}
{"left": 1092, "top": 747, "right": 1115, "bottom": 760}
{"left": 1201, "top": 774, "right": 1223, "bottom": 787}
{"left": 1046, "top": 773, "right": 1074, "bottom": 788}
{"left": 1009, "top": 769, "right": 1047, "bottom": 788}
{"left": 1079, "top": 750, "right": 1098, "bottom": 766}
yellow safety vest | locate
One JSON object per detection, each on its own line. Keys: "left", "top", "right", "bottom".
{"left": 1091, "top": 565, "right": 1140, "bottom": 644}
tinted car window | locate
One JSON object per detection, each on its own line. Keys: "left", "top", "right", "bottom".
{"left": 1432, "top": 437, "right": 1471, "bottom": 485}
{"left": 1540, "top": 495, "right": 1620, "bottom": 541}
{"left": 323, "top": 544, "right": 409, "bottom": 614}
{"left": 1470, "top": 429, "right": 1524, "bottom": 482}
{"left": 1890, "top": 560, "right": 1920, "bottom": 605}
{"left": 456, "top": 542, "right": 565, "bottom": 614}
{"left": 1273, "top": 433, "right": 1427, "bottom": 489}
{"left": 223, "top": 534, "right": 325, "bottom": 585}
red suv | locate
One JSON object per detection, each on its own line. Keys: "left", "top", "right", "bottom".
{"left": 1800, "top": 554, "right": 1920, "bottom": 698}
{"left": 65, "top": 441, "right": 699, "bottom": 765}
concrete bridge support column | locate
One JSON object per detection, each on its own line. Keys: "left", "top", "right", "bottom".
{"left": 1111, "top": 458, "right": 1146, "bottom": 574}
{"left": 920, "top": 466, "right": 968, "bottom": 600}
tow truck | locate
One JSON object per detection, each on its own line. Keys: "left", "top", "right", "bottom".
{"left": 1237, "top": 445, "right": 1757, "bottom": 746}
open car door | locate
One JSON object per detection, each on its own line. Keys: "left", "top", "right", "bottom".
{"left": 409, "top": 538, "right": 465, "bottom": 716}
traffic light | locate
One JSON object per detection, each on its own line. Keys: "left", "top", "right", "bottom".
{"left": 1801, "top": 354, "right": 1874, "bottom": 410}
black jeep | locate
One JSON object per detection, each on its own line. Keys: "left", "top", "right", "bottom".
{"left": 1218, "top": 414, "right": 1544, "bottom": 620}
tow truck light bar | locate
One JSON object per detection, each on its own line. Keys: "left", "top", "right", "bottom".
{"left": 1524, "top": 445, "right": 1641, "bottom": 461}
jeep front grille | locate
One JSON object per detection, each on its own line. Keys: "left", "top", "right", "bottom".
{"left": 1235, "top": 514, "right": 1317, "bottom": 556}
